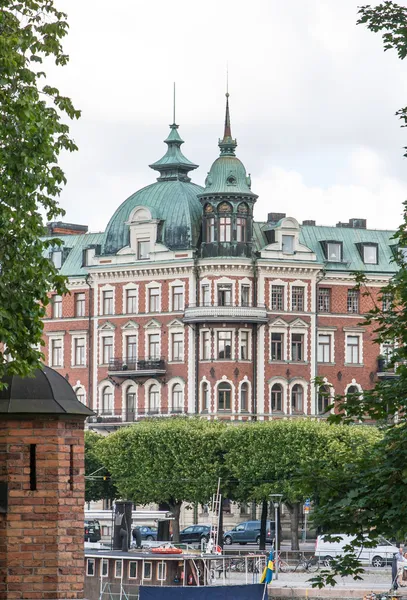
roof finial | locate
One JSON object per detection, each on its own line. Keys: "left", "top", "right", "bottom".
{"left": 172, "top": 82, "right": 176, "bottom": 125}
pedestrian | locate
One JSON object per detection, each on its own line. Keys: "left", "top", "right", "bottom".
{"left": 394, "top": 547, "right": 407, "bottom": 588}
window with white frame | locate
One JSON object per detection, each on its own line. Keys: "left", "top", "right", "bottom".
{"left": 101, "top": 386, "right": 113, "bottom": 415}
{"left": 137, "top": 239, "right": 150, "bottom": 260}
{"left": 126, "top": 335, "right": 137, "bottom": 361}
{"left": 218, "top": 382, "right": 232, "bottom": 411}
{"left": 148, "top": 385, "right": 159, "bottom": 414}
{"left": 101, "top": 559, "right": 109, "bottom": 577}
{"left": 148, "top": 333, "right": 160, "bottom": 359}
{"left": 102, "top": 289, "right": 113, "bottom": 315}
{"left": 125, "top": 386, "right": 137, "bottom": 420}
{"left": 50, "top": 338, "right": 63, "bottom": 367}
{"left": 271, "top": 332, "right": 284, "bottom": 361}
{"left": 291, "top": 286, "right": 304, "bottom": 311}
{"left": 240, "top": 330, "right": 250, "bottom": 360}
{"left": 115, "top": 560, "right": 122, "bottom": 579}
{"left": 282, "top": 234, "right": 294, "bottom": 254}
{"left": 346, "top": 335, "right": 361, "bottom": 364}
{"left": 318, "top": 385, "right": 331, "bottom": 414}
{"left": 381, "top": 293, "right": 392, "bottom": 312}
{"left": 143, "top": 562, "right": 152, "bottom": 580}
{"left": 202, "top": 382, "right": 210, "bottom": 412}
{"left": 157, "top": 562, "right": 166, "bottom": 581}
{"left": 129, "top": 561, "right": 137, "bottom": 579}
{"left": 219, "top": 217, "right": 232, "bottom": 242}
{"left": 75, "top": 292, "right": 85, "bottom": 317}
{"left": 291, "top": 333, "right": 304, "bottom": 362}
{"left": 86, "top": 559, "right": 95, "bottom": 576}
{"left": 172, "top": 384, "right": 183, "bottom": 412}
{"left": 240, "top": 382, "right": 249, "bottom": 412}
{"left": 217, "top": 331, "right": 232, "bottom": 359}
{"left": 291, "top": 384, "right": 304, "bottom": 413}
{"left": 73, "top": 337, "right": 85, "bottom": 366}
{"left": 362, "top": 244, "right": 378, "bottom": 264}
{"left": 318, "top": 288, "right": 331, "bottom": 313}
{"left": 217, "top": 284, "right": 233, "bottom": 307}
{"left": 201, "top": 330, "right": 211, "bottom": 360}
{"left": 317, "top": 334, "right": 332, "bottom": 363}
{"left": 326, "top": 242, "right": 342, "bottom": 262}
{"left": 148, "top": 287, "right": 160, "bottom": 312}
{"left": 201, "top": 284, "right": 211, "bottom": 306}
{"left": 206, "top": 218, "right": 215, "bottom": 242}
{"left": 75, "top": 387, "right": 85, "bottom": 404}
{"left": 51, "top": 250, "right": 62, "bottom": 269}
{"left": 171, "top": 332, "right": 183, "bottom": 362}
{"left": 271, "top": 383, "right": 283, "bottom": 412}
{"left": 102, "top": 336, "right": 113, "bottom": 365}
{"left": 52, "top": 295, "right": 62, "bottom": 319}
{"left": 381, "top": 342, "right": 394, "bottom": 366}
{"left": 126, "top": 288, "right": 138, "bottom": 314}
{"left": 241, "top": 284, "right": 250, "bottom": 307}
{"left": 236, "top": 217, "right": 246, "bottom": 242}
{"left": 271, "top": 285, "right": 284, "bottom": 311}
{"left": 347, "top": 289, "right": 359, "bottom": 314}
{"left": 346, "top": 384, "right": 360, "bottom": 398}
{"left": 172, "top": 286, "right": 184, "bottom": 311}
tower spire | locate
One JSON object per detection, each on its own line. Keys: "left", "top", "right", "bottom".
{"left": 172, "top": 82, "right": 176, "bottom": 125}
{"left": 218, "top": 87, "right": 237, "bottom": 156}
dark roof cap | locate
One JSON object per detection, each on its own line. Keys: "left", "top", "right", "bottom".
{"left": 0, "top": 366, "right": 94, "bottom": 416}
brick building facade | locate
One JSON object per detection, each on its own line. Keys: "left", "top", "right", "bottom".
{"left": 41, "top": 96, "right": 397, "bottom": 428}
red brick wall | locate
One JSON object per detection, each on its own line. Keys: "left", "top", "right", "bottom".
{"left": 0, "top": 416, "right": 85, "bottom": 600}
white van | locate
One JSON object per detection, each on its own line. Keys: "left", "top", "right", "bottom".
{"left": 315, "top": 534, "right": 398, "bottom": 567}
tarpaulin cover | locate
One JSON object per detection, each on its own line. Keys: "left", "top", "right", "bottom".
{"left": 139, "top": 584, "right": 265, "bottom": 599}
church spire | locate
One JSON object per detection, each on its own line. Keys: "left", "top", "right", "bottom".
{"left": 218, "top": 92, "right": 237, "bottom": 156}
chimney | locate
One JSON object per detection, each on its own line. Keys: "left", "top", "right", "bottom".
{"left": 47, "top": 221, "right": 88, "bottom": 235}
{"left": 336, "top": 218, "right": 367, "bottom": 229}
{"left": 302, "top": 220, "right": 316, "bottom": 226}
{"left": 267, "top": 212, "right": 286, "bottom": 225}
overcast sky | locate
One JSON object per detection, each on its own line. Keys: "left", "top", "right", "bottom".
{"left": 52, "top": 0, "right": 407, "bottom": 233}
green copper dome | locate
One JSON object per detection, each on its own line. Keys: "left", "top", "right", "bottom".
{"left": 103, "top": 123, "right": 203, "bottom": 255}
{"left": 199, "top": 94, "right": 257, "bottom": 199}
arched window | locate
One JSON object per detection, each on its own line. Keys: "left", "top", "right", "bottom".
{"left": 102, "top": 386, "right": 113, "bottom": 415}
{"left": 172, "top": 384, "right": 183, "bottom": 413}
{"left": 218, "top": 382, "right": 232, "bottom": 411}
{"left": 291, "top": 384, "right": 303, "bottom": 413}
{"left": 240, "top": 382, "right": 249, "bottom": 412}
{"left": 126, "top": 385, "right": 137, "bottom": 421}
{"left": 271, "top": 383, "right": 283, "bottom": 412}
{"left": 148, "top": 384, "right": 159, "bottom": 414}
{"left": 318, "top": 385, "right": 331, "bottom": 414}
{"left": 202, "top": 382, "right": 209, "bottom": 412}
{"left": 347, "top": 385, "right": 359, "bottom": 396}
{"left": 75, "top": 388, "right": 85, "bottom": 405}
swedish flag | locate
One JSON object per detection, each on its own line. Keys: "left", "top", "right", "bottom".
{"left": 260, "top": 550, "right": 274, "bottom": 584}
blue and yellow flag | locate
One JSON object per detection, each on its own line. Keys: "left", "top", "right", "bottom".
{"left": 260, "top": 550, "right": 274, "bottom": 584}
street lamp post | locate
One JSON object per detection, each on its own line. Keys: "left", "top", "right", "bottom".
{"left": 270, "top": 494, "right": 283, "bottom": 580}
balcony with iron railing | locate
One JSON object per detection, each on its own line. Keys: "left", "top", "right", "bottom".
{"left": 108, "top": 357, "right": 166, "bottom": 377}
{"left": 377, "top": 356, "right": 400, "bottom": 380}
{"left": 183, "top": 302, "right": 268, "bottom": 324}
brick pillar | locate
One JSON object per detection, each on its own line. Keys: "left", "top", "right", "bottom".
{"left": 0, "top": 416, "right": 85, "bottom": 600}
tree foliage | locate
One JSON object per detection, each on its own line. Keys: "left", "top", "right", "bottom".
{"left": 310, "top": 2, "right": 407, "bottom": 586}
{"left": 0, "top": 1, "right": 79, "bottom": 381}
{"left": 85, "top": 431, "right": 118, "bottom": 504}
{"left": 98, "top": 419, "right": 226, "bottom": 541}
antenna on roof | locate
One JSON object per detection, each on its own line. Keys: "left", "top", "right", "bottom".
{"left": 226, "top": 62, "right": 229, "bottom": 96}
{"left": 173, "top": 82, "right": 176, "bottom": 125}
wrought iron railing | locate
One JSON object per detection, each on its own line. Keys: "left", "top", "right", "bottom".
{"left": 108, "top": 357, "right": 165, "bottom": 373}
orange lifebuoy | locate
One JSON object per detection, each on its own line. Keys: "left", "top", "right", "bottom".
{"left": 151, "top": 547, "right": 183, "bottom": 555}
{"left": 215, "top": 545, "right": 222, "bottom": 554}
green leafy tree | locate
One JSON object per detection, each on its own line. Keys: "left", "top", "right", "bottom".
{"left": 309, "top": 2, "right": 407, "bottom": 586}
{"left": 0, "top": 1, "right": 79, "bottom": 381}
{"left": 98, "top": 418, "right": 226, "bottom": 542}
{"left": 223, "top": 420, "right": 380, "bottom": 551}
{"left": 85, "top": 431, "right": 118, "bottom": 504}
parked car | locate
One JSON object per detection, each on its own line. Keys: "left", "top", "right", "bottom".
{"left": 135, "top": 525, "right": 158, "bottom": 541}
{"left": 223, "top": 520, "right": 275, "bottom": 545}
{"left": 315, "top": 534, "right": 398, "bottom": 567}
{"left": 84, "top": 519, "right": 101, "bottom": 543}
{"left": 178, "top": 525, "right": 212, "bottom": 544}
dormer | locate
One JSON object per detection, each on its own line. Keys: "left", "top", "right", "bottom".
{"left": 320, "top": 240, "right": 344, "bottom": 263}
{"left": 260, "top": 216, "right": 316, "bottom": 262}
{"left": 126, "top": 206, "right": 160, "bottom": 260}
{"left": 356, "top": 242, "right": 378, "bottom": 265}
